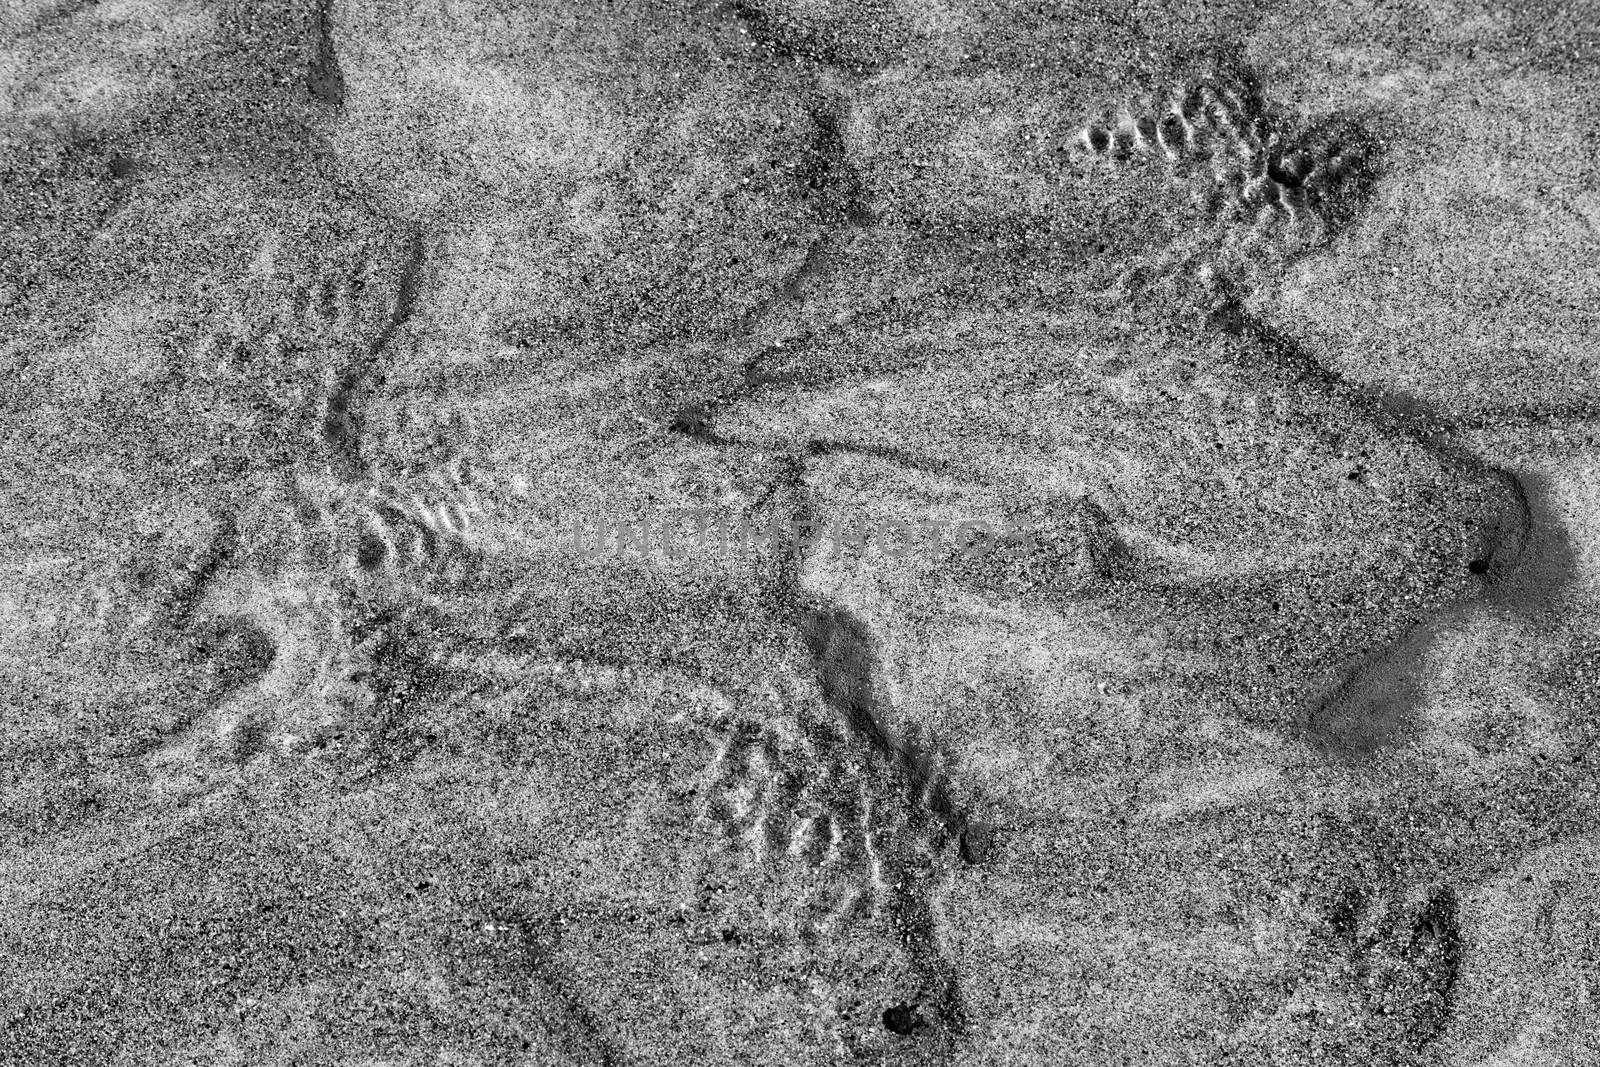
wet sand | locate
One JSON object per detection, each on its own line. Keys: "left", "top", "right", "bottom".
{"left": 2, "top": 1, "right": 1598, "bottom": 1064}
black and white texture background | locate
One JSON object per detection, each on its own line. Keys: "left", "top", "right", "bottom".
{"left": 1, "top": 1, "right": 1598, "bottom": 1064}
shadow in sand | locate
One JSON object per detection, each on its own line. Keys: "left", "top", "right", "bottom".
{"left": 1300, "top": 453, "right": 1579, "bottom": 759}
